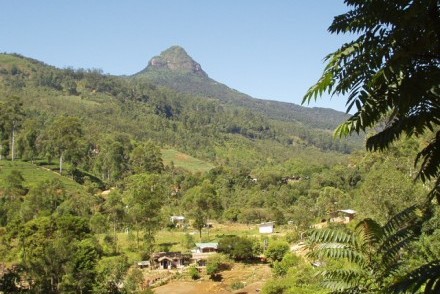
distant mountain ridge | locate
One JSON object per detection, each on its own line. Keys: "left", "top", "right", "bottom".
{"left": 133, "top": 45, "right": 350, "bottom": 131}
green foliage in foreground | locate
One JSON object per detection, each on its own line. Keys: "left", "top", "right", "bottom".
{"left": 264, "top": 254, "right": 326, "bottom": 294}
{"left": 303, "top": 0, "right": 440, "bottom": 201}
{"left": 302, "top": 0, "right": 440, "bottom": 292}
{"left": 307, "top": 206, "right": 433, "bottom": 293}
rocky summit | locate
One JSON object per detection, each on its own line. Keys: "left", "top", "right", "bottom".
{"left": 138, "top": 45, "right": 207, "bottom": 77}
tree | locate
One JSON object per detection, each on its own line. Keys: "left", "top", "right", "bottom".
{"left": 307, "top": 206, "right": 423, "bottom": 293}
{"left": 303, "top": 1, "right": 440, "bottom": 291}
{"left": 19, "top": 215, "right": 100, "bottom": 293}
{"left": 20, "top": 179, "right": 65, "bottom": 221}
{"left": 0, "top": 96, "right": 25, "bottom": 161}
{"left": 94, "top": 134, "right": 132, "bottom": 183}
{"left": 314, "top": 187, "right": 351, "bottom": 219}
{"left": 206, "top": 254, "right": 231, "bottom": 280}
{"left": 191, "top": 207, "right": 207, "bottom": 239}
{"left": 183, "top": 180, "right": 222, "bottom": 238}
{"left": 93, "top": 255, "right": 130, "bottom": 294}
{"left": 303, "top": 0, "right": 440, "bottom": 202}
{"left": 356, "top": 158, "right": 425, "bottom": 223}
{"left": 124, "top": 173, "right": 166, "bottom": 254}
{"left": 44, "top": 116, "right": 85, "bottom": 175}
{"left": 129, "top": 141, "right": 164, "bottom": 174}
{"left": 218, "top": 235, "right": 255, "bottom": 261}
{"left": 272, "top": 253, "right": 301, "bottom": 277}
{"left": 16, "top": 118, "right": 41, "bottom": 163}
{"left": 61, "top": 238, "right": 101, "bottom": 293}
{"left": 102, "top": 190, "right": 125, "bottom": 254}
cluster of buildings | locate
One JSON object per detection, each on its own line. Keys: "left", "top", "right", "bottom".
{"left": 139, "top": 216, "right": 278, "bottom": 271}
{"left": 138, "top": 242, "right": 219, "bottom": 270}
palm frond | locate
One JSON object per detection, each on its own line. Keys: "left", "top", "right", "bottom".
{"left": 308, "top": 228, "right": 356, "bottom": 244}
{"left": 355, "top": 218, "right": 383, "bottom": 246}
{"left": 382, "top": 205, "right": 420, "bottom": 237}
{"left": 416, "top": 130, "right": 440, "bottom": 184}
{"left": 320, "top": 269, "right": 364, "bottom": 292}
{"left": 389, "top": 260, "right": 440, "bottom": 293}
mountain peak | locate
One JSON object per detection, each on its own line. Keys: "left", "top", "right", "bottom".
{"left": 138, "top": 46, "right": 208, "bottom": 77}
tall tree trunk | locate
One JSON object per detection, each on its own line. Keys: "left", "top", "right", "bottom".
{"left": 59, "top": 153, "right": 63, "bottom": 175}
{"left": 11, "top": 127, "right": 15, "bottom": 161}
{"left": 113, "top": 221, "right": 118, "bottom": 254}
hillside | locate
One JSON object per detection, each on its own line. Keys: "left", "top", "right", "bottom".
{"left": 0, "top": 50, "right": 433, "bottom": 294}
{"left": 133, "top": 46, "right": 351, "bottom": 130}
{"left": 0, "top": 51, "right": 359, "bottom": 172}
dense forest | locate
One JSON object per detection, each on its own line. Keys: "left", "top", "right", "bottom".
{"left": 0, "top": 2, "right": 439, "bottom": 290}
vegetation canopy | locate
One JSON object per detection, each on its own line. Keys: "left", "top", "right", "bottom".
{"left": 304, "top": 0, "right": 440, "bottom": 292}
{"left": 303, "top": 0, "right": 440, "bottom": 202}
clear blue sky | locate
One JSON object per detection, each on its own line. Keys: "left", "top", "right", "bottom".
{"left": 0, "top": 0, "right": 353, "bottom": 112}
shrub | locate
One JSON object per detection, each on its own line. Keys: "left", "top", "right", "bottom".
{"left": 272, "top": 253, "right": 301, "bottom": 277}
{"left": 206, "top": 254, "right": 231, "bottom": 279}
{"left": 262, "top": 280, "right": 288, "bottom": 294}
{"left": 265, "top": 240, "right": 289, "bottom": 262}
{"left": 231, "top": 281, "right": 245, "bottom": 290}
{"left": 218, "top": 235, "right": 255, "bottom": 261}
{"left": 207, "top": 261, "right": 220, "bottom": 280}
{"left": 188, "top": 266, "right": 200, "bottom": 280}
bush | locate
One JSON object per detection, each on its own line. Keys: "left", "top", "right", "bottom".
{"left": 231, "top": 281, "right": 245, "bottom": 290}
{"left": 285, "top": 231, "right": 300, "bottom": 243}
{"left": 206, "top": 261, "right": 220, "bottom": 280}
{"left": 206, "top": 254, "right": 231, "bottom": 279}
{"left": 272, "top": 253, "right": 301, "bottom": 277}
{"left": 188, "top": 266, "right": 200, "bottom": 280}
{"left": 218, "top": 235, "right": 255, "bottom": 261}
{"left": 262, "top": 280, "right": 288, "bottom": 294}
{"left": 265, "top": 240, "right": 289, "bottom": 262}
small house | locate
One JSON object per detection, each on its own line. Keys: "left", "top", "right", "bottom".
{"left": 259, "top": 222, "right": 275, "bottom": 234}
{"left": 330, "top": 209, "right": 357, "bottom": 224}
{"left": 194, "top": 242, "right": 218, "bottom": 253}
{"left": 151, "top": 252, "right": 191, "bottom": 269}
{"left": 192, "top": 242, "right": 219, "bottom": 266}
{"left": 170, "top": 215, "right": 185, "bottom": 227}
{"left": 137, "top": 260, "right": 150, "bottom": 269}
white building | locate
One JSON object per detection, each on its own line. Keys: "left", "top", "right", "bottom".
{"left": 259, "top": 222, "right": 275, "bottom": 234}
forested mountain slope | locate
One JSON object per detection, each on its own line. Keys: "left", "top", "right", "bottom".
{"left": 133, "top": 46, "right": 352, "bottom": 130}
{"left": 0, "top": 49, "right": 432, "bottom": 294}
{"left": 0, "top": 50, "right": 360, "bottom": 172}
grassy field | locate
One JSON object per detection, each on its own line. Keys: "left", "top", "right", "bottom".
{"left": 0, "top": 160, "right": 85, "bottom": 192}
{"left": 161, "top": 148, "right": 215, "bottom": 173}
{"left": 112, "top": 221, "right": 275, "bottom": 265}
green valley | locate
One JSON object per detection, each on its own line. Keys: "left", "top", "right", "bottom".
{"left": 0, "top": 11, "right": 438, "bottom": 291}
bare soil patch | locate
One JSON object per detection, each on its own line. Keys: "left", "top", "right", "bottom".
{"left": 153, "top": 263, "right": 271, "bottom": 294}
